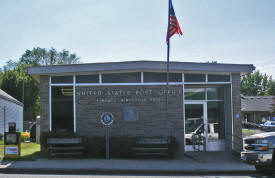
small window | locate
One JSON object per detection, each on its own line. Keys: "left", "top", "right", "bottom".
{"left": 102, "top": 72, "right": 141, "bottom": 83}
{"left": 184, "top": 74, "right": 205, "bottom": 82}
{"left": 51, "top": 76, "right": 73, "bottom": 83}
{"left": 143, "top": 72, "right": 182, "bottom": 82}
{"left": 207, "top": 87, "right": 224, "bottom": 100}
{"left": 208, "top": 75, "right": 230, "bottom": 82}
{"left": 184, "top": 88, "right": 205, "bottom": 100}
{"left": 76, "top": 75, "right": 99, "bottom": 83}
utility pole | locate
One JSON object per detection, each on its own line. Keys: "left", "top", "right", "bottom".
{"left": 22, "top": 80, "right": 24, "bottom": 105}
{"left": 4, "top": 106, "right": 6, "bottom": 133}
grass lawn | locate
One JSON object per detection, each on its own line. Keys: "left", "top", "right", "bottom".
{"left": 242, "top": 128, "right": 264, "bottom": 138}
{"left": 0, "top": 142, "right": 41, "bottom": 161}
{"left": 242, "top": 128, "right": 257, "bottom": 134}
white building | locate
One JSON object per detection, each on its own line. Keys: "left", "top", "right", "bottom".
{"left": 0, "top": 89, "right": 23, "bottom": 135}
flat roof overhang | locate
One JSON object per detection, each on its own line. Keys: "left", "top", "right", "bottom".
{"left": 26, "top": 60, "right": 255, "bottom": 83}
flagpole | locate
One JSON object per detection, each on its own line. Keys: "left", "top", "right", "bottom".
{"left": 166, "top": 0, "right": 171, "bottom": 138}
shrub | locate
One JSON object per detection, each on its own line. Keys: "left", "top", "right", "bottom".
{"left": 0, "top": 133, "right": 3, "bottom": 141}
{"left": 168, "top": 136, "right": 180, "bottom": 157}
{"left": 82, "top": 136, "right": 138, "bottom": 158}
{"left": 109, "top": 136, "right": 137, "bottom": 158}
{"left": 20, "top": 132, "right": 30, "bottom": 142}
{"left": 82, "top": 136, "right": 105, "bottom": 158}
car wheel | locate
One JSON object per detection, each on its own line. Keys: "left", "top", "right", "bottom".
{"left": 255, "top": 165, "right": 273, "bottom": 175}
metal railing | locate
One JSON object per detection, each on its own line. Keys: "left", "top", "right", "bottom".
{"left": 191, "top": 131, "right": 243, "bottom": 153}
{"left": 192, "top": 133, "right": 204, "bottom": 151}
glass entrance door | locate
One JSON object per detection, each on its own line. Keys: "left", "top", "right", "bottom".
{"left": 184, "top": 102, "right": 207, "bottom": 151}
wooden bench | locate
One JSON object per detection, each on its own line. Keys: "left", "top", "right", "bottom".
{"left": 47, "top": 138, "right": 84, "bottom": 157}
{"left": 133, "top": 137, "right": 170, "bottom": 157}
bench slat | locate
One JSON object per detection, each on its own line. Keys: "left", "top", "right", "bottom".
{"left": 135, "top": 152, "right": 168, "bottom": 156}
{"left": 48, "top": 146, "right": 84, "bottom": 150}
{"left": 137, "top": 141, "right": 168, "bottom": 144}
{"left": 50, "top": 152, "right": 82, "bottom": 156}
{"left": 47, "top": 138, "right": 82, "bottom": 144}
{"left": 133, "top": 147, "right": 168, "bottom": 151}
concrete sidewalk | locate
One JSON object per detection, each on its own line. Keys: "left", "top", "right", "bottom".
{"left": 0, "top": 152, "right": 255, "bottom": 174}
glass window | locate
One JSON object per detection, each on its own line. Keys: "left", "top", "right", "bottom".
{"left": 184, "top": 74, "right": 205, "bottom": 82}
{"left": 51, "top": 76, "right": 73, "bottom": 83}
{"left": 207, "top": 101, "right": 225, "bottom": 139}
{"left": 184, "top": 88, "right": 205, "bottom": 100}
{"left": 185, "top": 104, "right": 204, "bottom": 134}
{"left": 207, "top": 87, "right": 224, "bottom": 100}
{"left": 51, "top": 86, "right": 74, "bottom": 132}
{"left": 76, "top": 75, "right": 99, "bottom": 83}
{"left": 143, "top": 72, "right": 182, "bottom": 82}
{"left": 208, "top": 75, "right": 230, "bottom": 82}
{"left": 102, "top": 72, "right": 141, "bottom": 83}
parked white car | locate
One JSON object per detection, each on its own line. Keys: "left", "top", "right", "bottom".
{"left": 260, "top": 121, "right": 275, "bottom": 132}
{"left": 185, "top": 123, "right": 219, "bottom": 145}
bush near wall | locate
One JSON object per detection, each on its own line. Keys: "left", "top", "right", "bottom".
{"left": 168, "top": 136, "right": 180, "bottom": 158}
{"left": 81, "top": 136, "right": 138, "bottom": 158}
{"left": 40, "top": 131, "right": 179, "bottom": 158}
{"left": 20, "top": 132, "right": 30, "bottom": 142}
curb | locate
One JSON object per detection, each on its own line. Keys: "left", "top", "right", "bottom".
{"left": 0, "top": 168, "right": 257, "bottom": 175}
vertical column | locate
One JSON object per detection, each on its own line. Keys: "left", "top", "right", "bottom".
{"left": 182, "top": 73, "right": 186, "bottom": 153}
{"left": 39, "top": 75, "right": 50, "bottom": 133}
{"left": 231, "top": 73, "right": 242, "bottom": 153}
{"left": 49, "top": 76, "right": 52, "bottom": 131}
{"left": 224, "top": 85, "right": 232, "bottom": 153}
{"left": 40, "top": 75, "right": 50, "bottom": 153}
{"left": 99, "top": 73, "right": 102, "bottom": 84}
{"left": 73, "top": 75, "right": 76, "bottom": 133}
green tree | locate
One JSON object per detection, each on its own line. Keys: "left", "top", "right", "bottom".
{"left": 265, "top": 79, "right": 275, "bottom": 96}
{"left": 0, "top": 68, "right": 2, "bottom": 86}
{"left": 0, "top": 47, "right": 81, "bottom": 121}
{"left": 261, "top": 74, "right": 268, "bottom": 95}
{"left": 1, "top": 64, "right": 39, "bottom": 121}
{"left": 19, "top": 47, "right": 80, "bottom": 66}
{"left": 241, "top": 70, "right": 275, "bottom": 96}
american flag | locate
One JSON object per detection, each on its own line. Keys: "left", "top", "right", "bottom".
{"left": 166, "top": 0, "right": 182, "bottom": 44}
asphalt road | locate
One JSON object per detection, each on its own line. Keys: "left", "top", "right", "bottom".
{"left": 0, "top": 173, "right": 272, "bottom": 178}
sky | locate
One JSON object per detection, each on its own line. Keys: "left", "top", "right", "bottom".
{"left": 0, "top": 0, "right": 275, "bottom": 77}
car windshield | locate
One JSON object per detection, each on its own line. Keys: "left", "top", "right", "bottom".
{"left": 185, "top": 118, "right": 203, "bottom": 134}
{"left": 264, "top": 121, "right": 271, "bottom": 125}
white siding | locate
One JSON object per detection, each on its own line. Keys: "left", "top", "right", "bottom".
{"left": 0, "top": 98, "right": 23, "bottom": 135}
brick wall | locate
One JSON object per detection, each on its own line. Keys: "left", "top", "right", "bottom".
{"left": 232, "top": 73, "right": 243, "bottom": 152}
{"left": 40, "top": 75, "right": 50, "bottom": 133}
{"left": 76, "top": 85, "right": 183, "bottom": 138}
{"left": 39, "top": 75, "right": 50, "bottom": 152}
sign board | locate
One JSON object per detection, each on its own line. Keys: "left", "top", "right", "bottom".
{"left": 4, "top": 132, "right": 21, "bottom": 158}
{"left": 101, "top": 112, "right": 114, "bottom": 126}
{"left": 100, "top": 112, "right": 114, "bottom": 160}
{"left": 5, "top": 146, "right": 18, "bottom": 154}
{"left": 123, "top": 106, "right": 139, "bottom": 122}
